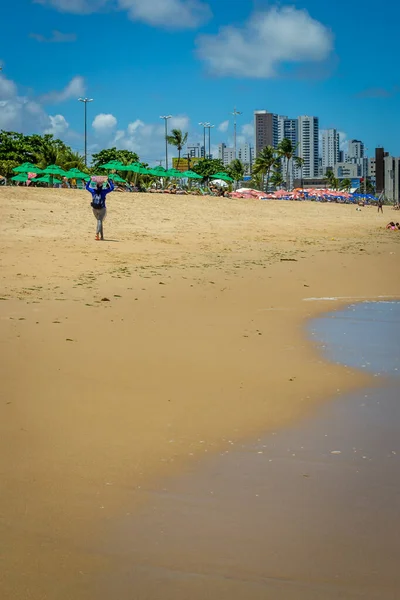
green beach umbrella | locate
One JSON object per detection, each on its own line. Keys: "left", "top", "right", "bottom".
{"left": 99, "top": 160, "right": 125, "bottom": 170}
{"left": 165, "top": 169, "right": 183, "bottom": 178}
{"left": 211, "top": 172, "right": 234, "bottom": 182}
{"left": 148, "top": 168, "right": 167, "bottom": 177}
{"left": 108, "top": 173, "right": 126, "bottom": 183}
{"left": 119, "top": 162, "right": 142, "bottom": 172}
{"left": 41, "top": 164, "right": 66, "bottom": 176}
{"left": 11, "top": 173, "right": 29, "bottom": 182}
{"left": 64, "top": 169, "right": 89, "bottom": 180}
{"left": 13, "top": 162, "right": 43, "bottom": 174}
{"left": 182, "top": 170, "right": 202, "bottom": 179}
{"left": 32, "top": 174, "right": 55, "bottom": 184}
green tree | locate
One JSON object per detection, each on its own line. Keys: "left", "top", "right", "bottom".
{"left": 91, "top": 147, "right": 140, "bottom": 170}
{"left": 294, "top": 156, "right": 305, "bottom": 186}
{"left": 324, "top": 169, "right": 339, "bottom": 190}
{"left": 248, "top": 171, "right": 265, "bottom": 191}
{"left": 277, "top": 138, "right": 296, "bottom": 190}
{"left": 252, "top": 146, "right": 276, "bottom": 191}
{"left": 227, "top": 158, "right": 245, "bottom": 189}
{"left": 166, "top": 129, "right": 188, "bottom": 169}
{"left": 340, "top": 178, "right": 351, "bottom": 192}
{"left": 0, "top": 159, "right": 19, "bottom": 179}
{"left": 192, "top": 158, "right": 224, "bottom": 180}
{"left": 270, "top": 170, "right": 284, "bottom": 190}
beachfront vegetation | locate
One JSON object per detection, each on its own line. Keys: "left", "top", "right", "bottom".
{"left": 253, "top": 145, "right": 277, "bottom": 191}
{"left": 0, "top": 130, "right": 87, "bottom": 174}
{"left": 277, "top": 138, "right": 297, "bottom": 190}
{"left": 324, "top": 169, "right": 339, "bottom": 190}
{"left": 227, "top": 159, "right": 245, "bottom": 188}
{"left": 166, "top": 129, "right": 188, "bottom": 170}
{"left": 269, "top": 170, "right": 285, "bottom": 189}
{"left": 192, "top": 158, "right": 224, "bottom": 180}
{"left": 91, "top": 148, "right": 140, "bottom": 171}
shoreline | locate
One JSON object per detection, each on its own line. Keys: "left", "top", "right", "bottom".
{"left": 1, "top": 190, "right": 400, "bottom": 598}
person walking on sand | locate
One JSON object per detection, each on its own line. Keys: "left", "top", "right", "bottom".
{"left": 86, "top": 178, "right": 114, "bottom": 240}
{"left": 377, "top": 198, "right": 384, "bottom": 214}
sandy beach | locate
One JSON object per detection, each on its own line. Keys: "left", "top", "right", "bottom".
{"left": 1, "top": 187, "right": 400, "bottom": 599}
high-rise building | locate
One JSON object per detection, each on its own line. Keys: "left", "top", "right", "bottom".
{"left": 321, "top": 129, "right": 340, "bottom": 173}
{"left": 277, "top": 116, "right": 298, "bottom": 147}
{"left": 276, "top": 116, "right": 299, "bottom": 187}
{"left": 218, "top": 143, "right": 234, "bottom": 166}
{"left": 238, "top": 143, "right": 254, "bottom": 165}
{"left": 298, "top": 116, "right": 319, "bottom": 178}
{"left": 187, "top": 143, "right": 205, "bottom": 159}
{"left": 348, "top": 139, "right": 364, "bottom": 160}
{"left": 254, "top": 110, "right": 278, "bottom": 156}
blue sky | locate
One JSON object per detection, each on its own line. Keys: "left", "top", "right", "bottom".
{"left": 0, "top": 0, "right": 399, "bottom": 164}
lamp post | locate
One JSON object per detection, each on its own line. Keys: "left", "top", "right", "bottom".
{"left": 231, "top": 107, "right": 242, "bottom": 160}
{"left": 199, "top": 122, "right": 209, "bottom": 159}
{"left": 160, "top": 115, "right": 172, "bottom": 170}
{"left": 206, "top": 124, "right": 215, "bottom": 159}
{"left": 78, "top": 98, "right": 93, "bottom": 166}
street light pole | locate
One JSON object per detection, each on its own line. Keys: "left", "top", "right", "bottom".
{"left": 199, "top": 122, "right": 209, "bottom": 159}
{"left": 208, "top": 124, "right": 214, "bottom": 159}
{"left": 78, "top": 98, "right": 93, "bottom": 166}
{"left": 231, "top": 107, "right": 242, "bottom": 160}
{"left": 160, "top": 115, "right": 172, "bottom": 170}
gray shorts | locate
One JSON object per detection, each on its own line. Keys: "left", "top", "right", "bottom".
{"left": 92, "top": 207, "right": 107, "bottom": 221}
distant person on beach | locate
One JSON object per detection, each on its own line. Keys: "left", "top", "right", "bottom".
{"left": 86, "top": 178, "right": 114, "bottom": 241}
{"left": 378, "top": 199, "right": 384, "bottom": 213}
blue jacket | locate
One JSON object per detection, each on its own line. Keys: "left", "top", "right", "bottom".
{"left": 86, "top": 180, "right": 114, "bottom": 209}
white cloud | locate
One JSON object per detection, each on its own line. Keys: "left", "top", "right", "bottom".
{"left": 0, "top": 73, "right": 70, "bottom": 134}
{"left": 241, "top": 123, "right": 254, "bottom": 139}
{"left": 92, "top": 113, "right": 117, "bottom": 133}
{"left": 338, "top": 131, "right": 348, "bottom": 152}
{"left": 91, "top": 114, "right": 191, "bottom": 163}
{"left": 30, "top": 30, "right": 77, "bottom": 43}
{"left": 41, "top": 76, "right": 86, "bottom": 104}
{"left": 33, "top": 0, "right": 108, "bottom": 14}
{"left": 196, "top": 6, "right": 333, "bottom": 78}
{"left": 35, "top": 0, "right": 211, "bottom": 28}
{"left": 0, "top": 73, "right": 18, "bottom": 100}
{"left": 218, "top": 120, "right": 229, "bottom": 133}
{"left": 44, "top": 114, "right": 70, "bottom": 135}
{"left": 118, "top": 0, "right": 211, "bottom": 29}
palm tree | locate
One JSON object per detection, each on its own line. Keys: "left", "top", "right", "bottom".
{"left": 324, "top": 170, "right": 339, "bottom": 190}
{"left": 227, "top": 158, "right": 245, "bottom": 189}
{"left": 270, "top": 170, "right": 284, "bottom": 190}
{"left": 340, "top": 178, "right": 351, "bottom": 192}
{"left": 252, "top": 146, "right": 276, "bottom": 191}
{"left": 277, "top": 138, "right": 296, "bottom": 190}
{"left": 166, "top": 129, "right": 188, "bottom": 170}
{"left": 294, "top": 156, "right": 305, "bottom": 187}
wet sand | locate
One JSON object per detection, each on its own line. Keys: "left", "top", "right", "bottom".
{"left": 98, "top": 303, "right": 400, "bottom": 600}
{"left": 1, "top": 188, "right": 400, "bottom": 598}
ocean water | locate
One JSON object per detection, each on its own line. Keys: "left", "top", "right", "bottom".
{"left": 98, "top": 302, "right": 400, "bottom": 600}
{"left": 309, "top": 301, "right": 400, "bottom": 377}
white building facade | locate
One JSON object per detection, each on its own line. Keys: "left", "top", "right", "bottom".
{"left": 321, "top": 129, "right": 340, "bottom": 174}
{"left": 298, "top": 116, "right": 319, "bottom": 178}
